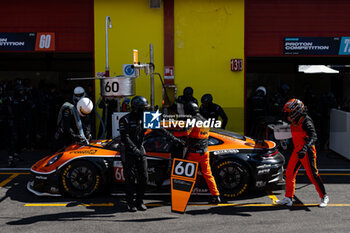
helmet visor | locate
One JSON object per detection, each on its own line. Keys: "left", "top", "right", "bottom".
{"left": 74, "top": 93, "right": 85, "bottom": 98}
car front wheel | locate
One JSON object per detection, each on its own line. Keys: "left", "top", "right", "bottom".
{"left": 60, "top": 160, "right": 101, "bottom": 197}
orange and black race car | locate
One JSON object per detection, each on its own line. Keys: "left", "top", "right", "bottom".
{"left": 28, "top": 128, "right": 285, "bottom": 198}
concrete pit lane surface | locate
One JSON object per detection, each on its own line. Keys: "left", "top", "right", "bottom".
{"left": 0, "top": 170, "right": 350, "bottom": 233}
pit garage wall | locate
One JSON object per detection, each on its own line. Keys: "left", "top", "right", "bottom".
{"left": 175, "top": 0, "right": 245, "bottom": 133}
{"left": 245, "top": 0, "right": 350, "bottom": 56}
{"left": 0, "top": 0, "right": 94, "bottom": 53}
{"left": 94, "top": 0, "right": 164, "bottom": 109}
{"left": 94, "top": 0, "right": 244, "bottom": 133}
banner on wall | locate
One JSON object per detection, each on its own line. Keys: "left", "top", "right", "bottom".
{"left": 0, "top": 32, "right": 55, "bottom": 51}
{"left": 284, "top": 37, "right": 350, "bottom": 55}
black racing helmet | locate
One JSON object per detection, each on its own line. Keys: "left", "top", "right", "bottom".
{"left": 16, "top": 84, "right": 25, "bottom": 95}
{"left": 183, "top": 87, "right": 194, "bottom": 97}
{"left": 282, "top": 99, "right": 306, "bottom": 122}
{"left": 131, "top": 96, "right": 149, "bottom": 112}
{"left": 186, "top": 101, "right": 200, "bottom": 116}
{"left": 280, "top": 84, "right": 290, "bottom": 96}
{"left": 201, "top": 94, "right": 213, "bottom": 104}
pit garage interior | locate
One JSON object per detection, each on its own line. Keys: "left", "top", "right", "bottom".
{"left": 0, "top": 53, "right": 94, "bottom": 101}
{"left": 0, "top": 0, "right": 95, "bottom": 151}
{"left": 246, "top": 57, "right": 347, "bottom": 102}
{"left": 245, "top": 0, "right": 350, "bottom": 151}
{"left": 246, "top": 57, "right": 350, "bottom": 147}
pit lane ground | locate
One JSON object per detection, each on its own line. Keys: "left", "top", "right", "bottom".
{"left": 0, "top": 170, "right": 349, "bottom": 233}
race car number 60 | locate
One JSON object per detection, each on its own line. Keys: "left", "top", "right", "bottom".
{"left": 175, "top": 161, "right": 195, "bottom": 177}
{"left": 115, "top": 167, "right": 125, "bottom": 181}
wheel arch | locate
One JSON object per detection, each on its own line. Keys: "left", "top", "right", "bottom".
{"left": 58, "top": 158, "right": 109, "bottom": 197}
{"left": 58, "top": 157, "right": 112, "bottom": 186}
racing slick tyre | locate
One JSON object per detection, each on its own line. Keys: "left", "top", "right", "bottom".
{"left": 60, "top": 160, "right": 101, "bottom": 198}
{"left": 213, "top": 160, "right": 250, "bottom": 199}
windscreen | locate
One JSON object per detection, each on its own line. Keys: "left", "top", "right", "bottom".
{"left": 210, "top": 128, "right": 246, "bottom": 141}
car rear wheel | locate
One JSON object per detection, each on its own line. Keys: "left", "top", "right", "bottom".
{"left": 60, "top": 161, "right": 101, "bottom": 197}
{"left": 213, "top": 160, "right": 250, "bottom": 198}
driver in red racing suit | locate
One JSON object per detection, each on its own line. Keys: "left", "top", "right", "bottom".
{"left": 276, "top": 99, "right": 329, "bottom": 207}
{"left": 185, "top": 102, "right": 221, "bottom": 204}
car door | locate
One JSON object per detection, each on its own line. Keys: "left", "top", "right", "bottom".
{"left": 143, "top": 131, "right": 174, "bottom": 186}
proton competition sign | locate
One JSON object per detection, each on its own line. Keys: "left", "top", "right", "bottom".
{"left": 284, "top": 37, "right": 350, "bottom": 55}
{"left": 143, "top": 110, "right": 222, "bottom": 129}
{"left": 0, "top": 32, "right": 55, "bottom": 51}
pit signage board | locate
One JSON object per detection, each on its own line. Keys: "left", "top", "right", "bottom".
{"left": 283, "top": 37, "right": 350, "bottom": 55}
{"left": 231, "top": 59, "right": 243, "bottom": 71}
{"left": 100, "top": 77, "right": 135, "bottom": 97}
{"left": 164, "top": 66, "right": 174, "bottom": 79}
{"left": 0, "top": 32, "right": 55, "bottom": 51}
{"left": 171, "top": 158, "right": 198, "bottom": 213}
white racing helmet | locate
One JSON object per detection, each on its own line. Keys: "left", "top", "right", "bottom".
{"left": 73, "top": 86, "right": 86, "bottom": 105}
{"left": 77, "top": 97, "right": 93, "bottom": 117}
{"left": 256, "top": 86, "right": 266, "bottom": 96}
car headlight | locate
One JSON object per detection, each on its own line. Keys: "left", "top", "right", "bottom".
{"left": 45, "top": 153, "right": 63, "bottom": 167}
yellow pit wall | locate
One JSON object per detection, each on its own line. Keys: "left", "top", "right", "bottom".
{"left": 175, "top": 0, "right": 245, "bottom": 133}
{"left": 94, "top": 0, "right": 244, "bottom": 134}
{"left": 94, "top": 0, "right": 164, "bottom": 108}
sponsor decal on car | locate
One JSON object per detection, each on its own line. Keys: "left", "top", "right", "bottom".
{"left": 69, "top": 149, "right": 98, "bottom": 155}
{"left": 256, "top": 181, "right": 267, "bottom": 188}
{"left": 257, "top": 169, "right": 271, "bottom": 175}
{"left": 192, "top": 187, "right": 209, "bottom": 194}
{"left": 257, "top": 164, "right": 272, "bottom": 169}
{"left": 213, "top": 149, "right": 239, "bottom": 155}
{"left": 147, "top": 168, "right": 156, "bottom": 173}
{"left": 35, "top": 176, "right": 48, "bottom": 180}
{"left": 223, "top": 183, "right": 248, "bottom": 198}
{"left": 62, "top": 165, "right": 71, "bottom": 192}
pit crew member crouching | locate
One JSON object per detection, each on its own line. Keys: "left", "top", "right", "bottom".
{"left": 54, "top": 97, "right": 93, "bottom": 150}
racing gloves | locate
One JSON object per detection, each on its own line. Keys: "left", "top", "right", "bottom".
{"left": 297, "top": 138, "right": 310, "bottom": 159}
{"left": 297, "top": 149, "right": 306, "bottom": 159}
{"left": 158, "top": 127, "right": 186, "bottom": 147}
{"left": 174, "top": 138, "right": 186, "bottom": 147}
{"left": 134, "top": 148, "right": 146, "bottom": 159}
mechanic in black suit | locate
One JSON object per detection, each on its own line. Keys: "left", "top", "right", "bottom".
{"left": 120, "top": 96, "right": 186, "bottom": 212}
{"left": 7, "top": 85, "right": 31, "bottom": 167}
{"left": 176, "top": 87, "right": 198, "bottom": 115}
{"left": 119, "top": 96, "right": 149, "bottom": 212}
{"left": 200, "top": 94, "right": 228, "bottom": 129}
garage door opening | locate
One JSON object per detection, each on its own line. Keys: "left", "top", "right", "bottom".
{"left": 245, "top": 57, "right": 349, "bottom": 151}
{"left": 0, "top": 52, "right": 94, "bottom": 153}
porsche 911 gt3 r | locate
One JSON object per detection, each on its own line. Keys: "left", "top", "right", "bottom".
{"left": 28, "top": 128, "right": 285, "bottom": 199}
